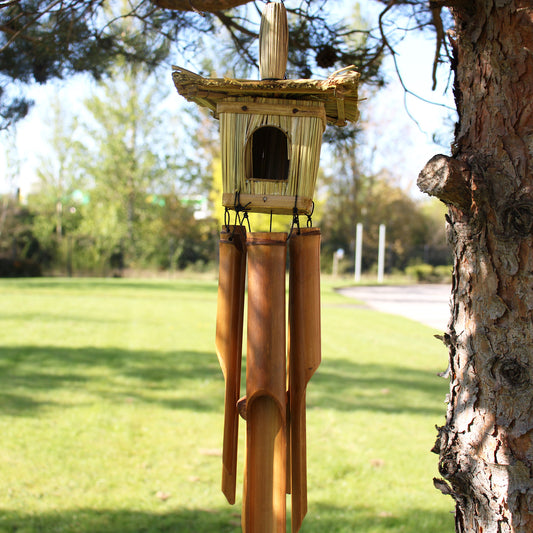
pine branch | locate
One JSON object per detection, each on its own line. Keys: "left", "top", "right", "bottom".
{"left": 150, "top": 0, "right": 251, "bottom": 12}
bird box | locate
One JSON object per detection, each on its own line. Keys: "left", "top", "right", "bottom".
{"left": 216, "top": 95, "right": 326, "bottom": 214}
{"left": 172, "top": 1, "right": 359, "bottom": 215}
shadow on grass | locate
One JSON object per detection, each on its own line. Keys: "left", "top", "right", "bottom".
{"left": 0, "top": 343, "right": 446, "bottom": 417}
{"left": 0, "top": 278, "right": 218, "bottom": 294}
{"left": 304, "top": 502, "right": 454, "bottom": 532}
{"left": 0, "top": 346, "right": 222, "bottom": 416}
{"left": 0, "top": 504, "right": 453, "bottom": 533}
{"left": 310, "top": 357, "right": 447, "bottom": 416}
{"left": 5, "top": 311, "right": 128, "bottom": 325}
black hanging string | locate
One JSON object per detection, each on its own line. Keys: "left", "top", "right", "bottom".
{"left": 233, "top": 209, "right": 241, "bottom": 228}
{"left": 231, "top": 190, "right": 252, "bottom": 232}
{"left": 242, "top": 211, "right": 251, "bottom": 232}
{"left": 223, "top": 192, "right": 253, "bottom": 239}
{"left": 288, "top": 194, "right": 301, "bottom": 239}
{"left": 224, "top": 207, "right": 231, "bottom": 231}
{"left": 307, "top": 200, "right": 315, "bottom": 228}
{"left": 233, "top": 190, "right": 251, "bottom": 213}
{"left": 224, "top": 207, "right": 235, "bottom": 241}
{"left": 233, "top": 190, "right": 241, "bottom": 212}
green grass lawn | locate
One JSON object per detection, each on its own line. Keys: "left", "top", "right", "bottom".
{"left": 0, "top": 277, "right": 454, "bottom": 532}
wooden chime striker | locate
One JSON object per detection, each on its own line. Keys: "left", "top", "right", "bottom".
{"left": 172, "top": 3, "right": 359, "bottom": 532}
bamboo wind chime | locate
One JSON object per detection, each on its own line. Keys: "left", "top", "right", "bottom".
{"left": 218, "top": 225, "right": 322, "bottom": 533}
{"left": 172, "top": 2, "right": 359, "bottom": 531}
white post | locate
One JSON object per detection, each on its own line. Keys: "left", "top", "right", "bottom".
{"left": 354, "top": 223, "right": 363, "bottom": 283}
{"left": 377, "top": 224, "right": 386, "bottom": 284}
{"left": 333, "top": 248, "right": 344, "bottom": 277}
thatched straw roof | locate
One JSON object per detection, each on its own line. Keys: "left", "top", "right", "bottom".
{"left": 172, "top": 66, "right": 360, "bottom": 126}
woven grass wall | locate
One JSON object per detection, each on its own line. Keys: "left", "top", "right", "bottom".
{"left": 219, "top": 97, "right": 325, "bottom": 201}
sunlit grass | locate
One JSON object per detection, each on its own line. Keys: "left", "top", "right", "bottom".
{"left": 0, "top": 277, "right": 454, "bottom": 532}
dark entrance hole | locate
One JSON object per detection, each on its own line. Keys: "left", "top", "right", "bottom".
{"left": 247, "top": 126, "right": 289, "bottom": 181}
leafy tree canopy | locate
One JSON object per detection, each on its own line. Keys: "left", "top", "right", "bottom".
{"left": 0, "top": 0, "right": 451, "bottom": 129}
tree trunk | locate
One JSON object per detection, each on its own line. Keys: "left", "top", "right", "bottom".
{"left": 419, "top": 2, "right": 533, "bottom": 531}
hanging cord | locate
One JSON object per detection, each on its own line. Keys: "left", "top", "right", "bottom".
{"left": 288, "top": 195, "right": 301, "bottom": 239}
{"left": 233, "top": 208, "right": 241, "bottom": 227}
{"left": 233, "top": 209, "right": 249, "bottom": 231}
{"left": 306, "top": 201, "right": 315, "bottom": 228}
{"left": 288, "top": 138, "right": 302, "bottom": 238}
{"left": 224, "top": 207, "right": 236, "bottom": 241}
{"left": 234, "top": 191, "right": 251, "bottom": 214}
{"left": 242, "top": 211, "right": 251, "bottom": 232}
{"left": 223, "top": 192, "right": 252, "bottom": 239}
{"left": 224, "top": 207, "right": 231, "bottom": 231}
{"left": 269, "top": 211, "right": 273, "bottom": 233}
{"left": 232, "top": 190, "right": 252, "bottom": 232}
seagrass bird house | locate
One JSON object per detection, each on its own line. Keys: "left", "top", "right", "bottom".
{"left": 172, "top": 2, "right": 359, "bottom": 215}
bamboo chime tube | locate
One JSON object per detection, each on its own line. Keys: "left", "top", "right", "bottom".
{"left": 288, "top": 228, "right": 322, "bottom": 533}
{"left": 215, "top": 225, "right": 247, "bottom": 505}
{"left": 244, "top": 232, "right": 288, "bottom": 533}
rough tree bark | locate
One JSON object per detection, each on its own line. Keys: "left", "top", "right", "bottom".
{"left": 418, "top": 1, "right": 533, "bottom": 531}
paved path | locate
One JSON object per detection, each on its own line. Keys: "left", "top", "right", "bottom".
{"left": 337, "top": 284, "right": 452, "bottom": 331}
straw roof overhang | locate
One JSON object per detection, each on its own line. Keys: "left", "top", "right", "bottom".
{"left": 172, "top": 66, "right": 360, "bottom": 126}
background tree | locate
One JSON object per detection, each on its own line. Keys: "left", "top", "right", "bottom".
{"left": 319, "top": 129, "right": 448, "bottom": 275}
{"left": 30, "top": 97, "right": 86, "bottom": 246}
{"left": 0, "top": 202, "right": 43, "bottom": 275}
{"left": 80, "top": 63, "right": 224, "bottom": 271}
{"left": 158, "top": 194, "right": 218, "bottom": 270}
{"left": 18, "top": 61, "right": 222, "bottom": 274}
{"left": 81, "top": 61, "right": 171, "bottom": 265}
{"left": 0, "top": 130, "right": 44, "bottom": 273}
